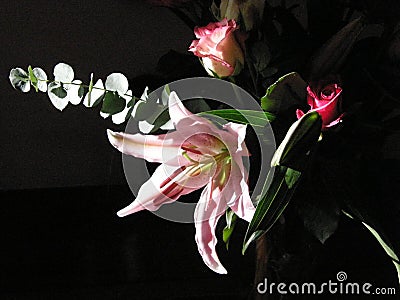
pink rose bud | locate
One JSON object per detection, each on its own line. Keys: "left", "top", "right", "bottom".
{"left": 296, "top": 83, "right": 344, "bottom": 130}
{"left": 189, "top": 19, "right": 245, "bottom": 78}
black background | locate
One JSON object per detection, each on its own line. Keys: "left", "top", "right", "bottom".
{"left": 1, "top": 1, "right": 399, "bottom": 299}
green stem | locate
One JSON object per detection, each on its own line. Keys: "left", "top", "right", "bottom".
{"left": 38, "top": 78, "right": 136, "bottom": 99}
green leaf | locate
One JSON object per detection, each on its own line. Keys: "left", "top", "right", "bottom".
{"left": 149, "top": 108, "right": 171, "bottom": 133}
{"left": 261, "top": 72, "right": 308, "bottom": 114}
{"left": 78, "top": 85, "right": 87, "bottom": 99}
{"left": 243, "top": 166, "right": 298, "bottom": 254}
{"left": 308, "top": 17, "right": 365, "bottom": 80}
{"left": 362, "top": 222, "right": 399, "bottom": 264}
{"left": 101, "top": 91, "right": 126, "bottom": 114}
{"left": 50, "top": 85, "right": 67, "bottom": 99}
{"left": 298, "top": 192, "right": 340, "bottom": 244}
{"left": 243, "top": 113, "right": 322, "bottom": 253}
{"left": 28, "top": 65, "right": 38, "bottom": 92}
{"left": 250, "top": 41, "right": 271, "bottom": 75}
{"left": 285, "top": 168, "right": 301, "bottom": 189}
{"left": 163, "top": 84, "right": 170, "bottom": 97}
{"left": 343, "top": 211, "right": 400, "bottom": 285}
{"left": 131, "top": 85, "right": 174, "bottom": 133}
{"left": 199, "top": 109, "right": 275, "bottom": 126}
{"left": 271, "top": 111, "right": 322, "bottom": 171}
{"left": 223, "top": 209, "right": 238, "bottom": 250}
{"left": 184, "top": 98, "right": 211, "bottom": 114}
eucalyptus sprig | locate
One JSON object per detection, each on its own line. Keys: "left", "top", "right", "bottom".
{"left": 9, "top": 62, "right": 146, "bottom": 125}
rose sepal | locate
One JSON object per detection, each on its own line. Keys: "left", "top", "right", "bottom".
{"left": 271, "top": 111, "right": 322, "bottom": 171}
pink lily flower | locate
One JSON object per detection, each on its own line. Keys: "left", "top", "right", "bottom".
{"left": 107, "top": 91, "right": 255, "bottom": 274}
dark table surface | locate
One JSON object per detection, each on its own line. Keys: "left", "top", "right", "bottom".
{"left": 0, "top": 184, "right": 398, "bottom": 300}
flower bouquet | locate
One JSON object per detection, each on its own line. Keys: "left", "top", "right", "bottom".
{"left": 9, "top": 0, "right": 400, "bottom": 298}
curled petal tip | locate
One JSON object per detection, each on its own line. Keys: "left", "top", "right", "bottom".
{"left": 117, "top": 202, "right": 144, "bottom": 217}
{"left": 212, "top": 265, "right": 228, "bottom": 275}
{"left": 107, "top": 129, "right": 123, "bottom": 149}
{"left": 116, "top": 207, "right": 130, "bottom": 217}
{"left": 106, "top": 129, "right": 116, "bottom": 141}
{"left": 106, "top": 129, "right": 119, "bottom": 139}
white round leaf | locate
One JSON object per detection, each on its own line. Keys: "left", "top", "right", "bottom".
{"left": 100, "top": 111, "right": 108, "bottom": 119}
{"left": 140, "top": 86, "right": 149, "bottom": 100}
{"left": 138, "top": 120, "right": 155, "bottom": 134}
{"left": 105, "top": 73, "right": 129, "bottom": 95}
{"left": 83, "top": 79, "right": 105, "bottom": 107}
{"left": 9, "top": 68, "right": 30, "bottom": 92}
{"left": 160, "top": 119, "right": 174, "bottom": 130}
{"left": 48, "top": 82, "right": 68, "bottom": 111}
{"left": 32, "top": 67, "right": 48, "bottom": 92}
{"left": 65, "top": 80, "right": 83, "bottom": 105}
{"left": 54, "top": 63, "right": 74, "bottom": 82}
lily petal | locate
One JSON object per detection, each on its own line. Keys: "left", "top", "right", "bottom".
{"left": 107, "top": 129, "right": 187, "bottom": 166}
{"left": 225, "top": 159, "right": 255, "bottom": 222}
{"left": 117, "top": 164, "right": 205, "bottom": 217}
{"left": 194, "top": 180, "right": 227, "bottom": 274}
{"left": 169, "top": 92, "right": 221, "bottom": 136}
{"left": 221, "top": 122, "right": 248, "bottom": 155}
{"left": 168, "top": 91, "right": 194, "bottom": 125}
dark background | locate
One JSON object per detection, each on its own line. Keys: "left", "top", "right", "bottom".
{"left": 1, "top": 1, "right": 399, "bottom": 299}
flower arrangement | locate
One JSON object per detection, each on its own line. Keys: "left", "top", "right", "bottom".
{"left": 9, "top": 0, "right": 400, "bottom": 297}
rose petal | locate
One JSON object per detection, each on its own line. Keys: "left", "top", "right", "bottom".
{"left": 312, "top": 88, "right": 342, "bottom": 126}
{"left": 296, "top": 109, "right": 305, "bottom": 120}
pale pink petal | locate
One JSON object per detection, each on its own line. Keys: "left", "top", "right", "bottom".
{"left": 117, "top": 164, "right": 202, "bottom": 217}
{"left": 182, "top": 133, "right": 226, "bottom": 157}
{"left": 194, "top": 180, "right": 228, "bottom": 274}
{"left": 224, "top": 158, "right": 255, "bottom": 222}
{"left": 193, "top": 19, "right": 232, "bottom": 38}
{"left": 107, "top": 129, "right": 187, "bottom": 166}
{"left": 174, "top": 116, "right": 221, "bottom": 141}
{"left": 214, "top": 123, "right": 249, "bottom": 162}
{"left": 221, "top": 122, "right": 248, "bottom": 154}
{"left": 168, "top": 91, "right": 194, "bottom": 125}
{"left": 169, "top": 91, "right": 221, "bottom": 132}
